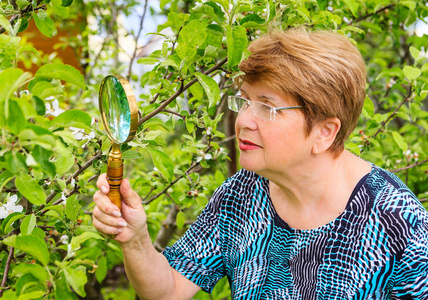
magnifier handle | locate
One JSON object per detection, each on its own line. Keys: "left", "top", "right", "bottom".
{"left": 107, "top": 164, "right": 123, "bottom": 210}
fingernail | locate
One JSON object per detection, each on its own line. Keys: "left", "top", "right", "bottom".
{"left": 101, "top": 186, "right": 108, "bottom": 194}
{"left": 116, "top": 228, "right": 124, "bottom": 233}
{"left": 112, "top": 210, "right": 121, "bottom": 218}
{"left": 118, "top": 220, "right": 127, "bottom": 227}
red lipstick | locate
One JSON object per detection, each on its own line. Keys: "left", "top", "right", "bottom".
{"left": 239, "top": 139, "right": 260, "bottom": 150}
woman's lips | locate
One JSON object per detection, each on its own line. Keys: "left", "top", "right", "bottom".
{"left": 239, "top": 139, "right": 261, "bottom": 150}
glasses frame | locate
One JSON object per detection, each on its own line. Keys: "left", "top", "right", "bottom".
{"left": 228, "top": 96, "right": 302, "bottom": 121}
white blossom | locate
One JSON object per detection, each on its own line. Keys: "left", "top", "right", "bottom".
{"left": 45, "top": 99, "right": 65, "bottom": 117}
{"left": 59, "top": 235, "right": 69, "bottom": 245}
{"left": 0, "top": 195, "right": 23, "bottom": 219}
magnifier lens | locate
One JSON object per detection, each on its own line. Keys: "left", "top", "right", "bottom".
{"left": 100, "top": 76, "right": 131, "bottom": 144}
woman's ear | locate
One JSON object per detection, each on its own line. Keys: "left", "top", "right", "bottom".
{"left": 312, "top": 118, "right": 341, "bottom": 155}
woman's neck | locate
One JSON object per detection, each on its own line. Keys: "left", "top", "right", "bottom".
{"left": 267, "top": 150, "right": 371, "bottom": 230}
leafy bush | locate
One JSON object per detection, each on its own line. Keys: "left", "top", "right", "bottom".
{"left": 0, "top": 0, "right": 427, "bottom": 298}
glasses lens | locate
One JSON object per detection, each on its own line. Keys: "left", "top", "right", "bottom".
{"left": 252, "top": 101, "right": 274, "bottom": 121}
{"left": 228, "top": 96, "right": 245, "bottom": 112}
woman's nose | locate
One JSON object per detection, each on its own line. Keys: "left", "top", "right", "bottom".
{"left": 235, "top": 106, "right": 258, "bottom": 131}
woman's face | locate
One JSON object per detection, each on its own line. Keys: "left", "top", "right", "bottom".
{"left": 235, "top": 81, "right": 316, "bottom": 177}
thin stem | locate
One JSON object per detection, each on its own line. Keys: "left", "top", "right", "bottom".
{"left": 348, "top": 4, "right": 395, "bottom": 25}
{"left": 139, "top": 57, "right": 228, "bottom": 126}
{"left": 127, "top": 0, "right": 148, "bottom": 79}
{"left": 390, "top": 158, "right": 428, "bottom": 173}
{"left": 371, "top": 87, "right": 412, "bottom": 139}
{"left": 0, "top": 247, "right": 14, "bottom": 297}
{"left": 38, "top": 151, "right": 102, "bottom": 212}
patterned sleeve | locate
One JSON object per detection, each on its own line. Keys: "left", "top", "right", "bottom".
{"left": 392, "top": 222, "right": 428, "bottom": 299}
{"left": 162, "top": 184, "right": 226, "bottom": 293}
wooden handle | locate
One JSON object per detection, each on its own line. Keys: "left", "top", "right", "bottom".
{"left": 107, "top": 164, "right": 123, "bottom": 210}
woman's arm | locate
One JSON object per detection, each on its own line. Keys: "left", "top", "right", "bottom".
{"left": 93, "top": 174, "right": 201, "bottom": 299}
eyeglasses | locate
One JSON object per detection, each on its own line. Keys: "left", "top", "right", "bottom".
{"left": 228, "top": 96, "right": 302, "bottom": 121}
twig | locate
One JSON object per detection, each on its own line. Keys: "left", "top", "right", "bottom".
{"left": 142, "top": 147, "right": 211, "bottom": 205}
{"left": 390, "top": 158, "right": 428, "bottom": 173}
{"left": 139, "top": 57, "right": 228, "bottom": 126}
{"left": 127, "top": 0, "right": 148, "bottom": 79}
{"left": 371, "top": 87, "right": 412, "bottom": 139}
{"left": 0, "top": 1, "right": 45, "bottom": 34}
{"left": 163, "top": 109, "right": 185, "bottom": 120}
{"left": 0, "top": 247, "right": 14, "bottom": 297}
{"left": 349, "top": 4, "right": 395, "bottom": 25}
{"left": 38, "top": 151, "right": 102, "bottom": 211}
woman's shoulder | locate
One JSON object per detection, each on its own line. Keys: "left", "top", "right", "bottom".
{"left": 365, "top": 163, "right": 428, "bottom": 226}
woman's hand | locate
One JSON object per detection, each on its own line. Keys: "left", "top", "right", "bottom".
{"left": 93, "top": 174, "right": 148, "bottom": 244}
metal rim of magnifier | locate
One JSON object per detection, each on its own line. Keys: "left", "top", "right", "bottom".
{"left": 98, "top": 75, "right": 138, "bottom": 144}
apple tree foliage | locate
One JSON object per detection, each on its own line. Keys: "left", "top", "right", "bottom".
{"left": 0, "top": 0, "right": 427, "bottom": 298}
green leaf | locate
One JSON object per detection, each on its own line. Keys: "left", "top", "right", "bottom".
{"left": 1, "top": 213, "right": 25, "bottom": 234}
{"left": 194, "top": 73, "right": 220, "bottom": 107}
{"left": 18, "top": 128, "right": 56, "bottom": 150}
{"left": 51, "top": 109, "right": 92, "bottom": 130}
{"left": 176, "top": 211, "right": 185, "bottom": 229}
{"left": 137, "top": 57, "right": 159, "bottom": 65}
{"left": 226, "top": 25, "right": 248, "bottom": 70}
{"left": 16, "top": 0, "right": 30, "bottom": 9}
{"left": 0, "top": 68, "right": 32, "bottom": 104}
{"left": 32, "top": 145, "right": 55, "bottom": 178}
{"left": 392, "top": 131, "right": 408, "bottom": 152}
{"left": 401, "top": 0, "right": 416, "bottom": 11}
{"left": 95, "top": 256, "right": 107, "bottom": 283}
{"left": 362, "top": 96, "right": 375, "bottom": 118}
{"left": 3, "top": 235, "right": 49, "bottom": 266}
{"left": 403, "top": 66, "right": 421, "bottom": 81}
{"left": 55, "top": 155, "right": 75, "bottom": 174}
{"left": 122, "top": 150, "right": 142, "bottom": 159}
{"left": 20, "top": 214, "right": 37, "bottom": 235}
{"left": 15, "top": 174, "right": 46, "bottom": 205}
{"left": 35, "top": 63, "right": 86, "bottom": 90}
{"left": 7, "top": 99, "right": 27, "bottom": 134}
{"left": 343, "top": 0, "right": 359, "bottom": 16}
{"left": 5, "top": 151, "right": 27, "bottom": 174}
{"left": 176, "top": 20, "right": 207, "bottom": 59}
{"left": 62, "top": 0, "right": 73, "bottom": 7}
{"left": 12, "top": 263, "right": 48, "bottom": 283}
{"left": 409, "top": 46, "right": 420, "bottom": 60}
{"left": 50, "top": 0, "right": 69, "bottom": 18}
{"left": 147, "top": 147, "right": 174, "bottom": 181}
{"left": 0, "top": 15, "right": 13, "bottom": 35}
{"left": 31, "top": 81, "right": 64, "bottom": 100}
{"left": 32, "top": 10, "right": 56, "bottom": 38}
{"left": 65, "top": 195, "right": 79, "bottom": 221}
{"left": 64, "top": 266, "right": 87, "bottom": 297}
{"left": 70, "top": 232, "right": 103, "bottom": 252}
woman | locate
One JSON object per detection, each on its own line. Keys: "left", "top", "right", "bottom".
{"left": 93, "top": 28, "right": 428, "bottom": 299}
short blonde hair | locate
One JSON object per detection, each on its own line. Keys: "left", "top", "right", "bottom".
{"left": 238, "top": 28, "right": 366, "bottom": 156}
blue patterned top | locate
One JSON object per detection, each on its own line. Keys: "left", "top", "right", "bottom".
{"left": 163, "top": 165, "right": 428, "bottom": 299}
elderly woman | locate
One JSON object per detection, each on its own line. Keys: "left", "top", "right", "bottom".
{"left": 93, "top": 28, "right": 428, "bottom": 299}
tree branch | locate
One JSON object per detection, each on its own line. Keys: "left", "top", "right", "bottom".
{"left": 38, "top": 151, "right": 102, "bottom": 212}
{"left": 127, "top": 0, "right": 148, "bottom": 79}
{"left": 0, "top": 1, "right": 46, "bottom": 34}
{"left": 0, "top": 247, "right": 14, "bottom": 297}
{"left": 390, "top": 158, "right": 428, "bottom": 173}
{"left": 139, "top": 57, "right": 228, "bottom": 126}
{"left": 371, "top": 87, "right": 412, "bottom": 139}
{"left": 349, "top": 4, "right": 396, "bottom": 25}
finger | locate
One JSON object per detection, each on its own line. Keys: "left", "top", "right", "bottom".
{"left": 93, "top": 190, "right": 121, "bottom": 217}
{"left": 93, "top": 205, "right": 128, "bottom": 229}
{"left": 96, "top": 173, "right": 109, "bottom": 194}
{"left": 120, "top": 179, "right": 142, "bottom": 209}
{"left": 93, "top": 214, "right": 125, "bottom": 235}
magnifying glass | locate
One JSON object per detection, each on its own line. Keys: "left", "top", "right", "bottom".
{"left": 99, "top": 75, "right": 138, "bottom": 210}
